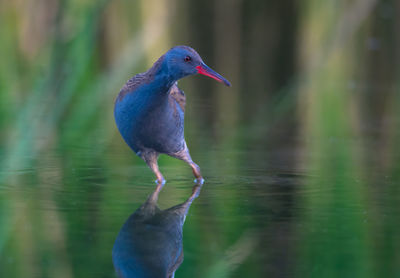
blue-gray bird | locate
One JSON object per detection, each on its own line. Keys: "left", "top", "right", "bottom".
{"left": 114, "top": 46, "right": 231, "bottom": 183}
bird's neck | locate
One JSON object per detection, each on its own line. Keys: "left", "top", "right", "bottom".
{"left": 151, "top": 74, "right": 176, "bottom": 93}
{"left": 146, "top": 55, "right": 177, "bottom": 93}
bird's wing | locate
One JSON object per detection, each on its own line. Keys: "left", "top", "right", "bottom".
{"left": 116, "top": 73, "right": 147, "bottom": 103}
{"left": 169, "top": 83, "right": 186, "bottom": 112}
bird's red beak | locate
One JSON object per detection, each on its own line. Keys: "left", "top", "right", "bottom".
{"left": 196, "top": 63, "right": 231, "bottom": 87}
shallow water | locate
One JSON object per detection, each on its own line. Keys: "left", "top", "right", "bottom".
{"left": 2, "top": 0, "right": 400, "bottom": 275}
{"left": 1, "top": 113, "right": 399, "bottom": 278}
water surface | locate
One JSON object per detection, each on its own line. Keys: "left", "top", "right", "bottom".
{"left": 1, "top": 113, "right": 399, "bottom": 278}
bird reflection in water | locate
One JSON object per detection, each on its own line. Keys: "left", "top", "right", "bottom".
{"left": 112, "top": 182, "right": 203, "bottom": 278}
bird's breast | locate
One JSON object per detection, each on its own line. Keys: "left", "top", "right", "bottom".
{"left": 114, "top": 86, "right": 185, "bottom": 154}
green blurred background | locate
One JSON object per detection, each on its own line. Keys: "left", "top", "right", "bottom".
{"left": 1, "top": 0, "right": 399, "bottom": 277}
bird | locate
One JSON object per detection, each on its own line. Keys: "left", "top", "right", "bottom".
{"left": 114, "top": 45, "right": 231, "bottom": 184}
{"left": 112, "top": 182, "right": 203, "bottom": 278}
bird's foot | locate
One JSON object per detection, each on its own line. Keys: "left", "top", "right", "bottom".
{"left": 155, "top": 178, "right": 166, "bottom": 185}
{"left": 190, "top": 162, "right": 203, "bottom": 183}
{"left": 194, "top": 177, "right": 204, "bottom": 185}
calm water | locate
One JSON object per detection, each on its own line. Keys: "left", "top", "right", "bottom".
{"left": 1, "top": 0, "right": 399, "bottom": 276}
{"left": 1, "top": 98, "right": 399, "bottom": 277}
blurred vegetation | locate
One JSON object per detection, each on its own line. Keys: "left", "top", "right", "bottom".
{"left": 0, "top": 0, "right": 400, "bottom": 277}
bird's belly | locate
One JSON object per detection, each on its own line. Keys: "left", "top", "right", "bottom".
{"left": 115, "top": 93, "right": 185, "bottom": 155}
{"left": 134, "top": 107, "right": 184, "bottom": 154}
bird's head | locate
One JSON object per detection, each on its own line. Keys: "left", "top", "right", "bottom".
{"left": 164, "top": 45, "right": 231, "bottom": 86}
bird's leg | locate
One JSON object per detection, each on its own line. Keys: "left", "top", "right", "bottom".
{"left": 141, "top": 150, "right": 166, "bottom": 184}
{"left": 169, "top": 142, "right": 204, "bottom": 183}
{"left": 190, "top": 162, "right": 204, "bottom": 184}
{"left": 150, "top": 163, "right": 165, "bottom": 184}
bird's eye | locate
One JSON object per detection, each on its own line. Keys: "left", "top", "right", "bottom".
{"left": 184, "top": 56, "right": 191, "bottom": 62}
